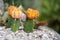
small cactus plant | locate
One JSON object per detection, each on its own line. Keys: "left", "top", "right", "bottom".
{"left": 6, "top": 6, "right": 22, "bottom": 32}
{"left": 24, "top": 8, "right": 39, "bottom": 33}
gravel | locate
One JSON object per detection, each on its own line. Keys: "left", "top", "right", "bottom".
{"left": 0, "top": 26, "right": 60, "bottom": 40}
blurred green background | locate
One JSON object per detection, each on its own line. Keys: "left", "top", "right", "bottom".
{"left": 3, "top": 0, "right": 60, "bottom": 33}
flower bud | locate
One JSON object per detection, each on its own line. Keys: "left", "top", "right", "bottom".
{"left": 7, "top": 6, "right": 22, "bottom": 19}
{"left": 26, "top": 8, "right": 39, "bottom": 19}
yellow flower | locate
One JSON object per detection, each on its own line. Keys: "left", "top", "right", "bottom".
{"left": 26, "top": 8, "right": 39, "bottom": 19}
{"left": 7, "top": 6, "right": 22, "bottom": 19}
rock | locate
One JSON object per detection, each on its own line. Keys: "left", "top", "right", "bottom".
{"left": 0, "top": 26, "right": 5, "bottom": 30}
{"left": 0, "top": 26, "right": 60, "bottom": 40}
{"left": 0, "top": 0, "right": 4, "bottom": 15}
{"left": 21, "top": 13, "right": 26, "bottom": 22}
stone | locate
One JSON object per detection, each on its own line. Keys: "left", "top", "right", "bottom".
{"left": 21, "top": 13, "right": 26, "bottom": 22}
{"left": 0, "top": 0, "right": 4, "bottom": 15}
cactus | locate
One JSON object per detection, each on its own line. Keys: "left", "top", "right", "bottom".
{"left": 6, "top": 5, "right": 22, "bottom": 32}
{"left": 23, "top": 8, "right": 39, "bottom": 33}
{"left": 24, "top": 19, "right": 34, "bottom": 33}
{"left": 11, "top": 19, "right": 21, "bottom": 32}
{"left": 6, "top": 15, "right": 21, "bottom": 32}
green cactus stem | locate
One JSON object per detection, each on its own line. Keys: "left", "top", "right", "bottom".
{"left": 11, "top": 19, "right": 21, "bottom": 32}
{"left": 24, "top": 19, "right": 35, "bottom": 33}
{"left": 6, "top": 16, "right": 21, "bottom": 32}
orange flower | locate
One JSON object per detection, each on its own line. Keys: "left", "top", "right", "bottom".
{"left": 26, "top": 8, "right": 39, "bottom": 19}
{"left": 7, "top": 6, "right": 22, "bottom": 19}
